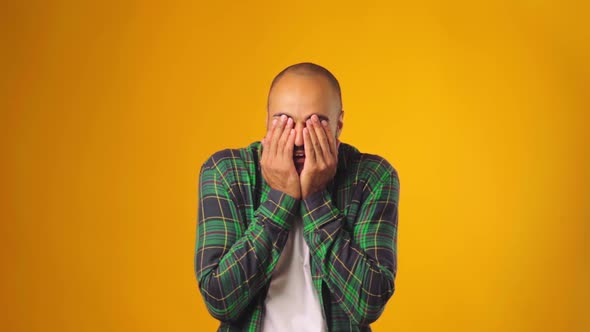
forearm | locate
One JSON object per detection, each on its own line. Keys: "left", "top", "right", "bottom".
{"left": 197, "top": 217, "right": 287, "bottom": 321}
{"left": 302, "top": 189, "right": 398, "bottom": 325}
{"left": 196, "top": 187, "right": 298, "bottom": 322}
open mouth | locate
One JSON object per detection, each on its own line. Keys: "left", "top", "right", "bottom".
{"left": 294, "top": 153, "right": 305, "bottom": 174}
{"left": 293, "top": 148, "right": 305, "bottom": 162}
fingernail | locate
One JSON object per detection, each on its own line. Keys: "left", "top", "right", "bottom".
{"left": 287, "top": 117, "right": 293, "bottom": 126}
{"left": 313, "top": 115, "right": 319, "bottom": 122}
{"left": 272, "top": 118, "right": 277, "bottom": 126}
{"left": 281, "top": 114, "right": 287, "bottom": 122}
{"left": 321, "top": 120, "right": 328, "bottom": 127}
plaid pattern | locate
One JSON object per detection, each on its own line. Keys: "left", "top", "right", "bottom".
{"left": 195, "top": 141, "right": 400, "bottom": 331}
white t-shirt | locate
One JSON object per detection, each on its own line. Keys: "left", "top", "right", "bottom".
{"left": 262, "top": 216, "right": 327, "bottom": 332}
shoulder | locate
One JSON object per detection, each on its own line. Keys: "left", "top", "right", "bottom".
{"left": 340, "top": 142, "right": 400, "bottom": 185}
{"left": 201, "top": 141, "right": 261, "bottom": 171}
{"left": 199, "top": 142, "right": 261, "bottom": 189}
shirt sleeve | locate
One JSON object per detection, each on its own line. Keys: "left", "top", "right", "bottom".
{"left": 194, "top": 156, "right": 299, "bottom": 322}
{"left": 301, "top": 166, "right": 400, "bottom": 326}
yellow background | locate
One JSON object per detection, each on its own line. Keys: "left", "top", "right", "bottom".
{"left": 2, "top": 1, "right": 588, "bottom": 331}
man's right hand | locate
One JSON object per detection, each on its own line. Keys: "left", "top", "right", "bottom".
{"left": 261, "top": 115, "right": 301, "bottom": 199}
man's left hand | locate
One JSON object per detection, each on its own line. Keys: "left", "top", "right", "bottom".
{"left": 300, "top": 114, "right": 338, "bottom": 199}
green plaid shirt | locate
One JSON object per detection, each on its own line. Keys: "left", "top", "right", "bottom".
{"left": 195, "top": 141, "right": 400, "bottom": 331}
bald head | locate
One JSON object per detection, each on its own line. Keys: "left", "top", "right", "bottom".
{"left": 265, "top": 63, "right": 345, "bottom": 162}
{"left": 267, "top": 62, "right": 342, "bottom": 112}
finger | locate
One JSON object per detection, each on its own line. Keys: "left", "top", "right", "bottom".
{"left": 265, "top": 117, "right": 278, "bottom": 158}
{"left": 267, "top": 117, "right": 277, "bottom": 140}
{"left": 278, "top": 117, "right": 293, "bottom": 155}
{"left": 261, "top": 137, "right": 266, "bottom": 161}
{"left": 269, "top": 116, "right": 286, "bottom": 157}
{"left": 261, "top": 133, "right": 272, "bottom": 164}
{"left": 284, "top": 128, "right": 295, "bottom": 160}
{"left": 321, "top": 119, "right": 338, "bottom": 158}
{"left": 306, "top": 119, "right": 323, "bottom": 163}
{"left": 311, "top": 116, "right": 331, "bottom": 161}
{"left": 303, "top": 127, "right": 315, "bottom": 163}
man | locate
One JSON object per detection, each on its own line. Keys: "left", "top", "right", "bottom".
{"left": 195, "top": 62, "right": 400, "bottom": 331}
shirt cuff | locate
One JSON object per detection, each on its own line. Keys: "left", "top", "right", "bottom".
{"left": 301, "top": 189, "right": 342, "bottom": 234}
{"left": 257, "top": 188, "right": 300, "bottom": 230}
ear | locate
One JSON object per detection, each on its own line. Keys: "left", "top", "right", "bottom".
{"left": 336, "top": 110, "right": 344, "bottom": 138}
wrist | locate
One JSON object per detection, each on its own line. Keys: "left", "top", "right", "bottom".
{"left": 302, "top": 185, "right": 324, "bottom": 199}
{"left": 258, "top": 187, "right": 301, "bottom": 230}
{"left": 300, "top": 189, "right": 341, "bottom": 233}
{"left": 285, "top": 188, "right": 301, "bottom": 200}
{"left": 266, "top": 178, "right": 301, "bottom": 200}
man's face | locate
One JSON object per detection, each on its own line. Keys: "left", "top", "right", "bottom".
{"left": 267, "top": 72, "right": 344, "bottom": 174}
